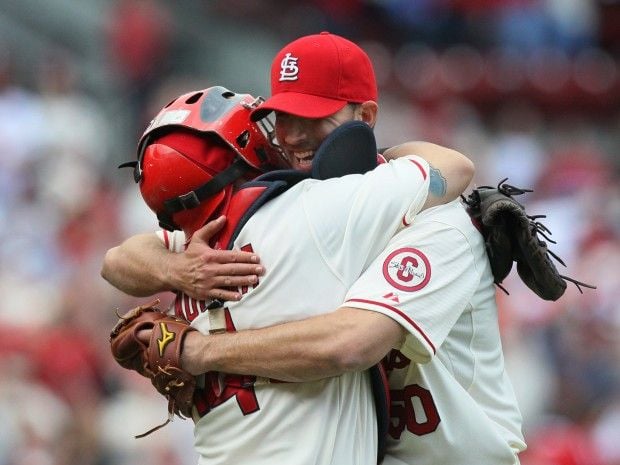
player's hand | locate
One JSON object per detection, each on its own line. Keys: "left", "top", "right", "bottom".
{"left": 166, "top": 216, "right": 264, "bottom": 301}
{"left": 137, "top": 326, "right": 206, "bottom": 376}
{"left": 136, "top": 319, "right": 207, "bottom": 376}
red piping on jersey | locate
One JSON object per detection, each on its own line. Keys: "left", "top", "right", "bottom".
{"left": 400, "top": 158, "right": 427, "bottom": 226}
{"left": 408, "top": 159, "right": 427, "bottom": 180}
{"left": 162, "top": 230, "right": 170, "bottom": 249}
{"left": 346, "top": 298, "right": 436, "bottom": 354}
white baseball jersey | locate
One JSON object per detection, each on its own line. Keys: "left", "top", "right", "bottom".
{"left": 344, "top": 199, "right": 527, "bottom": 465}
{"left": 158, "top": 156, "right": 431, "bottom": 465}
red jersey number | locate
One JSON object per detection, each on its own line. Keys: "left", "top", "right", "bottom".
{"left": 390, "top": 384, "right": 440, "bottom": 438}
{"left": 385, "top": 350, "right": 441, "bottom": 438}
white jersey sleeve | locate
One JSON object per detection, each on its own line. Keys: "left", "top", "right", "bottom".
{"left": 155, "top": 229, "right": 186, "bottom": 253}
{"left": 303, "top": 155, "right": 431, "bottom": 284}
{"left": 343, "top": 200, "right": 481, "bottom": 363}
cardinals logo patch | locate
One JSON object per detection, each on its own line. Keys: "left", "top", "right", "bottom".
{"left": 382, "top": 247, "right": 431, "bottom": 292}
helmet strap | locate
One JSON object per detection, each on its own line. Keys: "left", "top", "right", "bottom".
{"left": 157, "top": 158, "right": 251, "bottom": 230}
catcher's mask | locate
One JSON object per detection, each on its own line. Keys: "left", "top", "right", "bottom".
{"left": 124, "top": 86, "right": 285, "bottom": 235}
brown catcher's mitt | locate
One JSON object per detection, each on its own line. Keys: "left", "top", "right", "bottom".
{"left": 463, "top": 179, "right": 596, "bottom": 301}
{"left": 110, "top": 299, "right": 197, "bottom": 436}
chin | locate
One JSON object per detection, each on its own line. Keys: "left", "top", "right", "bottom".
{"left": 294, "top": 164, "right": 313, "bottom": 173}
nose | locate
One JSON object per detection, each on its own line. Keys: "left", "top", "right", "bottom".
{"left": 278, "top": 118, "right": 307, "bottom": 146}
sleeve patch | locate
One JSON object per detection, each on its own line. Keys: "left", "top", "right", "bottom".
{"left": 382, "top": 247, "right": 431, "bottom": 292}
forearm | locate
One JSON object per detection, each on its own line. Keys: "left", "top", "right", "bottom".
{"left": 101, "top": 233, "right": 174, "bottom": 296}
{"left": 182, "top": 307, "right": 405, "bottom": 382}
{"left": 384, "top": 141, "right": 474, "bottom": 207}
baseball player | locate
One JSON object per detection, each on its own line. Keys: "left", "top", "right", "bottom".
{"left": 116, "top": 84, "right": 474, "bottom": 465}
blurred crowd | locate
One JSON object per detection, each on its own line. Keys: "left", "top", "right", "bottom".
{"left": 0, "top": 1, "right": 618, "bottom": 464}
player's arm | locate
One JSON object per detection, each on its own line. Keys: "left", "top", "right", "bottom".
{"left": 383, "top": 142, "right": 474, "bottom": 210}
{"left": 101, "top": 232, "right": 173, "bottom": 297}
{"left": 182, "top": 215, "right": 478, "bottom": 381}
{"left": 182, "top": 307, "right": 405, "bottom": 382}
{"left": 100, "top": 217, "right": 264, "bottom": 301}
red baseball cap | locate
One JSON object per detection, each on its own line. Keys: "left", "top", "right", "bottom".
{"left": 251, "top": 32, "right": 377, "bottom": 121}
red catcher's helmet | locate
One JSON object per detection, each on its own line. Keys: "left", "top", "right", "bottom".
{"left": 133, "top": 86, "right": 283, "bottom": 236}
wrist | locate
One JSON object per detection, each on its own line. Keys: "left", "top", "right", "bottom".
{"left": 162, "top": 254, "right": 182, "bottom": 292}
{"left": 181, "top": 330, "right": 208, "bottom": 375}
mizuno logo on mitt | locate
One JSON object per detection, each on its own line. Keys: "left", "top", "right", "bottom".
{"left": 157, "top": 322, "right": 176, "bottom": 357}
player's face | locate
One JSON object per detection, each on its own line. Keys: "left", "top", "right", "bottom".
{"left": 274, "top": 105, "right": 359, "bottom": 171}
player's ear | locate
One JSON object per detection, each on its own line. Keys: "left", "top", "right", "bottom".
{"left": 356, "top": 101, "right": 378, "bottom": 128}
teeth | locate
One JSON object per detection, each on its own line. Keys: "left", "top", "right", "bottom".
{"left": 286, "top": 150, "right": 315, "bottom": 170}
{"left": 293, "top": 151, "right": 314, "bottom": 160}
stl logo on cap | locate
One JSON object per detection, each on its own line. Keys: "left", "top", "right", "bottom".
{"left": 279, "top": 52, "right": 299, "bottom": 81}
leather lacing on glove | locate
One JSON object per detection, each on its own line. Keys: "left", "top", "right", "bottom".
{"left": 133, "top": 395, "right": 182, "bottom": 439}
{"left": 462, "top": 178, "right": 596, "bottom": 298}
{"left": 131, "top": 371, "right": 192, "bottom": 439}
{"left": 110, "top": 299, "right": 197, "bottom": 438}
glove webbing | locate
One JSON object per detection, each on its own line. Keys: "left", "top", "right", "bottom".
{"left": 463, "top": 178, "right": 596, "bottom": 296}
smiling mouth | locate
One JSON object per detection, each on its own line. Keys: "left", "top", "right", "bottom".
{"left": 290, "top": 150, "right": 315, "bottom": 170}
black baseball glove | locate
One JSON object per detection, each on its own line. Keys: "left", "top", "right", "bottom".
{"left": 463, "top": 179, "right": 596, "bottom": 301}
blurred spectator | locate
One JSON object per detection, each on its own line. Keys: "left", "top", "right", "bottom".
{"left": 593, "top": 399, "right": 620, "bottom": 465}
{"left": 521, "top": 417, "right": 606, "bottom": 465}
{"left": 486, "top": 101, "right": 546, "bottom": 189}
{"left": 0, "top": 45, "right": 47, "bottom": 227}
{"left": 105, "top": 0, "right": 174, "bottom": 136}
{"left": 0, "top": 336, "right": 73, "bottom": 465}
{"left": 100, "top": 371, "right": 198, "bottom": 465}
